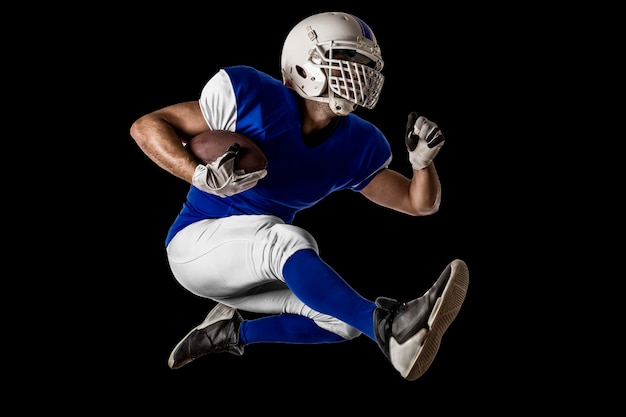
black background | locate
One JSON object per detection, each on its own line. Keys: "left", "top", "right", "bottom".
{"left": 30, "top": 2, "right": 576, "bottom": 413}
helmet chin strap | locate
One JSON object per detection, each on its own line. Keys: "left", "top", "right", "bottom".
{"left": 304, "top": 93, "right": 356, "bottom": 116}
{"left": 328, "top": 96, "right": 355, "bottom": 116}
{"left": 326, "top": 88, "right": 356, "bottom": 116}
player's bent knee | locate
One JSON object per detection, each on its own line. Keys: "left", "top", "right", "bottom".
{"left": 271, "top": 223, "right": 319, "bottom": 257}
{"left": 268, "top": 223, "right": 320, "bottom": 281}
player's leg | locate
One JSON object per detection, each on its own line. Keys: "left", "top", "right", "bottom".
{"left": 168, "top": 293, "right": 350, "bottom": 370}
{"left": 166, "top": 215, "right": 356, "bottom": 369}
{"left": 282, "top": 248, "right": 377, "bottom": 339}
{"left": 283, "top": 248, "right": 469, "bottom": 380}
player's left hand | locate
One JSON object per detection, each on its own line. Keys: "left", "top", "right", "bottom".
{"left": 405, "top": 112, "right": 445, "bottom": 170}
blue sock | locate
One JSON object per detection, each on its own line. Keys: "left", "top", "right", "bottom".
{"left": 240, "top": 314, "right": 345, "bottom": 345}
{"left": 282, "top": 248, "right": 376, "bottom": 340}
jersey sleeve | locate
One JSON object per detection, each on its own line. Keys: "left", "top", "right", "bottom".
{"left": 351, "top": 153, "right": 392, "bottom": 191}
{"left": 199, "top": 69, "right": 237, "bottom": 132}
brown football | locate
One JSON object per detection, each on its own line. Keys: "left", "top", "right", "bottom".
{"left": 187, "top": 130, "right": 268, "bottom": 173}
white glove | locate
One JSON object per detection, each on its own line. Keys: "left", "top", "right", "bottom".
{"left": 405, "top": 112, "right": 445, "bottom": 170}
{"left": 192, "top": 144, "right": 267, "bottom": 197}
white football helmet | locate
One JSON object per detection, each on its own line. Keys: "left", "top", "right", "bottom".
{"left": 281, "top": 12, "right": 385, "bottom": 116}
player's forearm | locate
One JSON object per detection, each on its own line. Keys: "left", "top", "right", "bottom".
{"left": 130, "top": 116, "right": 197, "bottom": 183}
{"left": 409, "top": 163, "right": 441, "bottom": 215}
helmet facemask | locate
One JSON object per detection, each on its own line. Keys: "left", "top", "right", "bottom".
{"left": 321, "top": 46, "right": 385, "bottom": 115}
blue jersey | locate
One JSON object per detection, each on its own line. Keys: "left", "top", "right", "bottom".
{"left": 166, "top": 66, "right": 392, "bottom": 246}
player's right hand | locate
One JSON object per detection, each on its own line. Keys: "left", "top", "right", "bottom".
{"left": 192, "top": 144, "right": 267, "bottom": 197}
{"left": 405, "top": 112, "right": 445, "bottom": 170}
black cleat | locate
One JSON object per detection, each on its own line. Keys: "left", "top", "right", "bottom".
{"left": 374, "top": 259, "right": 469, "bottom": 380}
{"left": 168, "top": 303, "right": 244, "bottom": 370}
